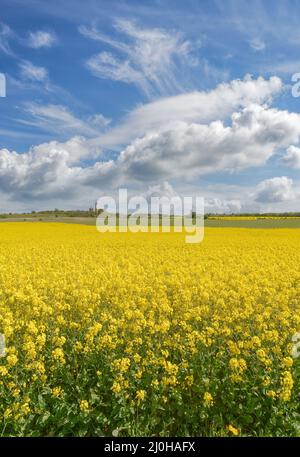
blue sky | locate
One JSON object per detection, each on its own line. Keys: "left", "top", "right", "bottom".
{"left": 1, "top": 0, "right": 300, "bottom": 212}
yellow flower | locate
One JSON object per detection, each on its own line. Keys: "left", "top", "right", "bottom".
{"left": 111, "top": 381, "right": 122, "bottom": 394}
{"left": 229, "top": 357, "right": 247, "bottom": 373}
{"left": 112, "top": 357, "right": 131, "bottom": 373}
{"left": 20, "top": 402, "right": 31, "bottom": 416}
{"left": 185, "top": 374, "right": 194, "bottom": 387}
{"left": 203, "top": 392, "right": 214, "bottom": 407}
{"left": 52, "top": 347, "right": 66, "bottom": 364}
{"left": 12, "top": 388, "right": 20, "bottom": 398}
{"left": 134, "top": 369, "right": 143, "bottom": 379}
{"left": 79, "top": 400, "right": 89, "bottom": 412}
{"left": 282, "top": 357, "right": 293, "bottom": 368}
{"left": 0, "top": 366, "right": 8, "bottom": 376}
{"left": 227, "top": 424, "right": 240, "bottom": 436}
{"left": 136, "top": 390, "right": 146, "bottom": 402}
{"left": 52, "top": 387, "right": 64, "bottom": 398}
{"left": 7, "top": 354, "right": 18, "bottom": 367}
{"left": 4, "top": 407, "right": 12, "bottom": 419}
{"left": 280, "top": 371, "right": 294, "bottom": 401}
{"left": 133, "top": 353, "right": 141, "bottom": 363}
{"left": 266, "top": 390, "right": 277, "bottom": 399}
{"left": 1, "top": 222, "right": 300, "bottom": 435}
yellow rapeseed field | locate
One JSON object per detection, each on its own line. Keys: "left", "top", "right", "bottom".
{"left": 0, "top": 222, "right": 300, "bottom": 436}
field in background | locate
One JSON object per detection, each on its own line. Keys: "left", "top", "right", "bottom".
{"left": 2, "top": 215, "right": 300, "bottom": 229}
{"left": 205, "top": 219, "right": 300, "bottom": 228}
{"left": 0, "top": 223, "right": 300, "bottom": 436}
{"left": 0, "top": 216, "right": 98, "bottom": 225}
{"left": 206, "top": 215, "right": 300, "bottom": 228}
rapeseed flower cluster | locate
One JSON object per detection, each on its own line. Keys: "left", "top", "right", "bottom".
{"left": 0, "top": 223, "right": 300, "bottom": 436}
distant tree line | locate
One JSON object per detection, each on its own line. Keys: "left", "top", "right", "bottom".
{"left": 1, "top": 210, "right": 300, "bottom": 219}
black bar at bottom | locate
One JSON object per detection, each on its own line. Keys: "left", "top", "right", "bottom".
{"left": 0, "top": 437, "right": 298, "bottom": 455}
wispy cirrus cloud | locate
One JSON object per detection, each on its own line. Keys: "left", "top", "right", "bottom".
{"left": 0, "top": 22, "right": 14, "bottom": 56}
{"left": 249, "top": 37, "right": 265, "bottom": 51}
{"left": 1, "top": 24, "right": 57, "bottom": 56}
{"left": 79, "top": 19, "right": 199, "bottom": 97}
{"left": 20, "top": 103, "right": 110, "bottom": 138}
{"left": 19, "top": 60, "right": 48, "bottom": 82}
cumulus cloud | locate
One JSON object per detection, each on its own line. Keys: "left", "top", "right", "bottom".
{"left": 0, "top": 137, "right": 109, "bottom": 200}
{"left": 96, "top": 75, "right": 283, "bottom": 149}
{"left": 282, "top": 145, "right": 300, "bottom": 169}
{"left": 116, "top": 104, "right": 300, "bottom": 181}
{"left": 205, "top": 198, "right": 242, "bottom": 213}
{"left": 27, "top": 30, "right": 56, "bottom": 48}
{"left": 2, "top": 75, "right": 300, "bottom": 211}
{"left": 254, "top": 177, "right": 296, "bottom": 203}
{"left": 3, "top": 102, "right": 300, "bottom": 204}
{"left": 143, "top": 181, "right": 178, "bottom": 201}
{"left": 79, "top": 19, "right": 197, "bottom": 97}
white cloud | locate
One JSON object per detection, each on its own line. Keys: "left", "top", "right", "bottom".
{"left": 19, "top": 61, "right": 48, "bottom": 82}
{"left": 249, "top": 37, "right": 265, "bottom": 51}
{"left": 205, "top": 198, "right": 242, "bottom": 213}
{"left": 143, "top": 181, "right": 178, "bottom": 201}
{"left": 282, "top": 145, "right": 300, "bottom": 168}
{"left": 27, "top": 30, "right": 56, "bottom": 48}
{"left": 88, "top": 113, "right": 111, "bottom": 128}
{"left": 86, "top": 51, "right": 145, "bottom": 89}
{"left": 254, "top": 177, "right": 296, "bottom": 203}
{"left": 116, "top": 104, "right": 300, "bottom": 181}
{"left": 79, "top": 19, "right": 196, "bottom": 96}
{"left": 0, "top": 22, "right": 14, "bottom": 56}
{"left": 21, "top": 103, "right": 110, "bottom": 138}
{"left": 0, "top": 137, "right": 108, "bottom": 200}
{"left": 3, "top": 102, "right": 300, "bottom": 204}
{"left": 96, "top": 75, "right": 283, "bottom": 149}
{"left": 1, "top": 24, "right": 56, "bottom": 56}
{"left": 2, "top": 75, "right": 300, "bottom": 212}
